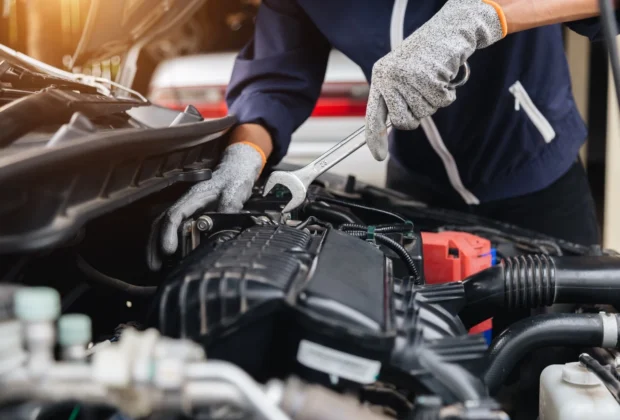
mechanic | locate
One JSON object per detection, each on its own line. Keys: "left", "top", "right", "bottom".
{"left": 149, "top": 0, "right": 614, "bottom": 269}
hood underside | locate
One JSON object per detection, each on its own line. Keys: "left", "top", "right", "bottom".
{"left": 71, "top": 0, "right": 206, "bottom": 68}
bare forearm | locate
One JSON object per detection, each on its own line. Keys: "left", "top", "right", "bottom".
{"left": 228, "top": 123, "right": 274, "bottom": 160}
{"left": 494, "top": 0, "right": 618, "bottom": 34}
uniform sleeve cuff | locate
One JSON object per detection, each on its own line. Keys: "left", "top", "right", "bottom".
{"left": 227, "top": 92, "right": 296, "bottom": 165}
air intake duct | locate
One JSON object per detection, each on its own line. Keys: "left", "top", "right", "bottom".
{"left": 460, "top": 255, "right": 620, "bottom": 327}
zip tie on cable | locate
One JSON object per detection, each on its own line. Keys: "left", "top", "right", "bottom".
{"left": 404, "top": 220, "right": 414, "bottom": 239}
{"left": 366, "top": 226, "right": 376, "bottom": 242}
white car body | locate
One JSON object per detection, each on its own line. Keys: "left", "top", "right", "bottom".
{"left": 149, "top": 50, "right": 387, "bottom": 186}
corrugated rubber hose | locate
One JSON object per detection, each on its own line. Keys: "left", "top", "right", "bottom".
{"left": 460, "top": 255, "right": 620, "bottom": 327}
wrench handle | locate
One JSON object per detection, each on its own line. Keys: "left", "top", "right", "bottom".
{"left": 299, "top": 121, "right": 389, "bottom": 184}
{"left": 290, "top": 62, "right": 470, "bottom": 189}
{"left": 312, "top": 127, "right": 364, "bottom": 168}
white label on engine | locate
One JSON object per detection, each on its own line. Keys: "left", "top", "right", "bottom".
{"left": 296, "top": 340, "right": 381, "bottom": 384}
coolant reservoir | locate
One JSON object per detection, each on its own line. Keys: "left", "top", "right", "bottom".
{"left": 540, "top": 362, "right": 620, "bottom": 419}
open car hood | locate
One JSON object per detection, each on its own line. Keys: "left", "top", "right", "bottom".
{"left": 0, "top": 48, "right": 234, "bottom": 255}
{"left": 0, "top": 0, "right": 240, "bottom": 255}
{"left": 71, "top": 0, "right": 205, "bottom": 69}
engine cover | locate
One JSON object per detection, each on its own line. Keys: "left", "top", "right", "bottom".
{"left": 155, "top": 225, "right": 395, "bottom": 384}
{"left": 154, "top": 223, "right": 487, "bottom": 397}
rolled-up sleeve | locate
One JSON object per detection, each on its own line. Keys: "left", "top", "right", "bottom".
{"left": 225, "top": 0, "right": 331, "bottom": 164}
{"left": 565, "top": 10, "right": 620, "bottom": 41}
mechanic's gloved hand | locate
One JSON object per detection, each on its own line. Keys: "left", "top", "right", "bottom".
{"left": 147, "top": 142, "right": 266, "bottom": 270}
{"left": 365, "top": 0, "right": 507, "bottom": 161}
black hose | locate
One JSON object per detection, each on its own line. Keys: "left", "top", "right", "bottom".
{"left": 484, "top": 313, "right": 617, "bottom": 391}
{"left": 598, "top": 0, "right": 620, "bottom": 112}
{"left": 579, "top": 353, "right": 620, "bottom": 403}
{"left": 317, "top": 196, "right": 407, "bottom": 223}
{"left": 460, "top": 255, "right": 620, "bottom": 327}
{"left": 75, "top": 255, "right": 158, "bottom": 296}
{"left": 418, "top": 349, "right": 485, "bottom": 402}
{"left": 345, "top": 230, "right": 420, "bottom": 279}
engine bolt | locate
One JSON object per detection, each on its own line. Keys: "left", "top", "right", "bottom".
{"left": 196, "top": 216, "right": 213, "bottom": 232}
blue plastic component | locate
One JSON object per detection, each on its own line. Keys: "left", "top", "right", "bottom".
{"left": 490, "top": 248, "right": 497, "bottom": 266}
{"left": 482, "top": 329, "right": 493, "bottom": 345}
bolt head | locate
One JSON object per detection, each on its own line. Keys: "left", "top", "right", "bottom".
{"left": 196, "top": 216, "right": 213, "bottom": 232}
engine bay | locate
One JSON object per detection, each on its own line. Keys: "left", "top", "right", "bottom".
{"left": 3, "top": 47, "right": 620, "bottom": 420}
{"left": 3, "top": 170, "right": 620, "bottom": 420}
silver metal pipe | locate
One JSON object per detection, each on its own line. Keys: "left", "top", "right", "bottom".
{"left": 183, "top": 381, "right": 246, "bottom": 410}
{"left": 276, "top": 377, "right": 391, "bottom": 420}
{"left": 44, "top": 363, "right": 92, "bottom": 381}
{"left": 185, "top": 361, "right": 291, "bottom": 420}
{"left": 0, "top": 382, "right": 109, "bottom": 405}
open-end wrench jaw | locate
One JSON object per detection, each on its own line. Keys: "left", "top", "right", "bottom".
{"left": 262, "top": 170, "right": 308, "bottom": 214}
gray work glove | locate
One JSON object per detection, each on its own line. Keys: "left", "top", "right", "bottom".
{"left": 147, "top": 142, "right": 265, "bottom": 270}
{"left": 365, "top": 0, "right": 507, "bottom": 161}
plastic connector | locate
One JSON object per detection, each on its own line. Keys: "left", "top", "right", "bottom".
{"left": 58, "top": 314, "right": 92, "bottom": 347}
{"left": 420, "top": 232, "right": 493, "bottom": 342}
{"left": 14, "top": 287, "right": 61, "bottom": 322}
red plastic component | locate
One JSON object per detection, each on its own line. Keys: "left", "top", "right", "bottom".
{"left": 420, "top": 231, "right": 493, "bottom": 336}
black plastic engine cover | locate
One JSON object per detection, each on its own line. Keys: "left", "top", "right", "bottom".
{"left": 155, "top": 225, "right": 396, "bottom": 384}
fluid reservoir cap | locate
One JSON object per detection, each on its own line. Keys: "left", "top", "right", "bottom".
{"left": 14, "top": 287, "right": 61, "bottom": 322}
{"left": 562, "top": 362, "right": 602, "bottom": 386}
{"left": 58, "top": 314, "right": 92, "bottom": 346}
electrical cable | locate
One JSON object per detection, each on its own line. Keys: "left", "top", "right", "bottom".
{"left": 579, "top": 353, "right": 620, "bottom": 404}
{"left": 438, "top": 225, "right": 563, "bottom": 256}
{"left": 316, "top": 196, "right": 407, "bottom": 223}
{"left": 295, "top": 216, "right": 332, "bottom": 230}
{"left": 599, "top": 0, "right": 620, "bottom": 111}
{"left": 304, "top": 202, "right": 361, "bottom": 224}
{"left": 387, "top": 201, "right": 595, "bottom": 256}
{"left": 339, "top": 223, "right": 414, "bottom": 234}
{"left": 345, "top": 230, "right": 420, "bottom": 279}
{"left": 75, "top": 255, "right": 157, "bottom": 296}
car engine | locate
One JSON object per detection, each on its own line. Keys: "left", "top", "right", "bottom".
{"left": 4, "top": 171, "right": 620, "bottom": 420}
{"left": 3, "top": 41, "right": 620, "bottom": 420}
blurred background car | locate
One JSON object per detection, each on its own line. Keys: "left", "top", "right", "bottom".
{"left": 148, "top": 49, "right": 388, "bottom": 186}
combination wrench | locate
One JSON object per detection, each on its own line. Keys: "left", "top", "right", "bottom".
{"left": 262, "top": 62, "right": 471, "bottom": 213}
